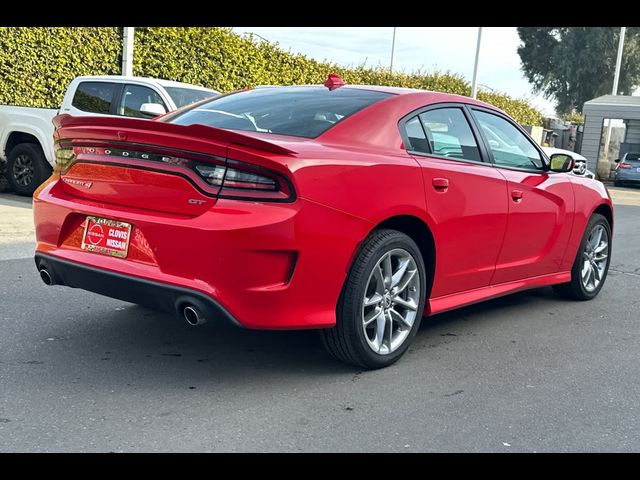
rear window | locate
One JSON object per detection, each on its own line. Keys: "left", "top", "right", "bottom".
{"left": 625, "top": 152, "right": 640, "bottom": 161}
{"left": 72, "top": 82, "right": 117, "bottom": 114}
{"left": 164, "top": 87, "right": 218, "bottom": 108}
{"left": 163, "top": 86, "right": 393, "bottom": 138}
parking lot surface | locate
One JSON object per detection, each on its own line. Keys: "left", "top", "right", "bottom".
{"left": 1, "top": 190, "right": 639, "bottom": 452}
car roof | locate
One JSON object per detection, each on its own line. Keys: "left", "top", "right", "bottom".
{"left": 339, "top": 85, "right": 506, "bottom": 113}
{"left": 73, "top": 75, "right": 218, "bottom": 92}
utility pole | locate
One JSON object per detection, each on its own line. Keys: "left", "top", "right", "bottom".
{"left": 471, "top": 27, "right": 483, "bottom": 99}
{"left": 603, "top": 27, "right": 626, "bottom": 165}
{"left": 122, "top": 27, "right": 135, "bottom": 77}
{"left": 390, "top": 27, "right": 397, "bottom": 72}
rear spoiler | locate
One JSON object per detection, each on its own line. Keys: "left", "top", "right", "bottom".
{"left": 53, "top": 114, "right": 297, "bottom": 156}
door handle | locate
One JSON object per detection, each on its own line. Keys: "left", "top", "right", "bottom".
{"left": 511, "top": 189, "right": 523, "bottom": 202}
{"left": 432, "top": 178, "right": 449, "bottom": 192}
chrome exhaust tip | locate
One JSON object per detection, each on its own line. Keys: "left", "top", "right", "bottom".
{"left": 39, "top": 268, "right": 53, "bottom": 286}
{"left": 183, "top": 305, "right": 206, "bottom": 326}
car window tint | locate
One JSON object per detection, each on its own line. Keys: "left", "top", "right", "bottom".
{"left": 165, "top": 86, "right": 393, "bottom": 138}
{"left": 417, "top": 108, "right": 481, "bottom": 162}
{"left": 474, "top": 110, "right": 545, "bottom": 171}
{"left": 164, "top": 87, "right": 217, "bottom": 108}
{"left": 119, "top": 84, "right": 166, "bottom": 118}
{"left": 405, "top": 116, "right": 430, "bottom": 153}
{"left": 72, "top": 82, "right": 117, "bottom": 114}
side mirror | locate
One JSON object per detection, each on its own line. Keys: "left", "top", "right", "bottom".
{"left": 549, "top": 153, "right": 575, "bottom": 173}
{"left": 139, "top": 103, "right": 167, "bottom": 117}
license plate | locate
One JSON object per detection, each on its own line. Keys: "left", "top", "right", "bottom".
{"left": 81, "top": 216, "right": 132, "bottom": 258}
{"left": 637, "top": 168, "right": 640, "bottom": 172}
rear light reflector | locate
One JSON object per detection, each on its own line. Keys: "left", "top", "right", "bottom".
{"left": 194, "top": 164, "right": 226, "bottom": 186}
{"left": 223, "top": 168, "right": 277, "bottom": 191}
{"left": 217, "top": 160, "right": 293, "bottom": 201}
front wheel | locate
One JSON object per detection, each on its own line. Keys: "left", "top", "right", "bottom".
{"left": 320, "top": 229, "right": 427, "bottom": 369}
{"left": 553, "top": 213, "right": 611, "bottom": 300}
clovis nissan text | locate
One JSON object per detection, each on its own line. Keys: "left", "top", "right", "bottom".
{"left": 32, "top": 75, "right": 613, "bottom": 369}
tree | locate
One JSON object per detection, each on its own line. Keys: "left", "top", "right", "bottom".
{"left": 517, "top": 27, "right": 640, "bottom": 115}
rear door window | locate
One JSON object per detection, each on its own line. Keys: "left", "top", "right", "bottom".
{"left": 71, "top": 82, "right": 117, "bottom": 114}
{"left": 411, "top": 107, "right": 482, "bottom": 162}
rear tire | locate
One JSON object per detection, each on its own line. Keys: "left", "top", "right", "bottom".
{"left": 614, "top": 180, "right": 623, "bottom": 187}
{"left": 553, "top": 213, "right": 611, "bottom": 301}
{"left": 320, "top": 229, "right": 427, "bottom": 369}
{"left": 6, "top": 143, "right": 51, "bottom": 196}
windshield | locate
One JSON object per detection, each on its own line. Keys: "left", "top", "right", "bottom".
{"left": 165, "top": 87, "right": 218, "bottom": 108}
{"left": 163, "top": 86, "right": 393, "bottom": 138}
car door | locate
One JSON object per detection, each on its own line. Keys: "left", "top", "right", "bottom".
{"left": 401, "top": 105, "right": 509, "bottom": 297}
{"left": 469, "top": 107, "right": 575, "bottom": 284}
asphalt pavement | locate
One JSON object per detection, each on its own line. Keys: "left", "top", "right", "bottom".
{"left": 1, "top": 190, "right": 639, "bottom": 452}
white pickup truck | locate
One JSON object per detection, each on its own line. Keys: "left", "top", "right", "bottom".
{"left": 0, "top": 75, "right": 218, "bottom": 195}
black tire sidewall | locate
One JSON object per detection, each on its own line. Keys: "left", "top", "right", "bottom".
{"left": 571, "top": 214, "right": 612, "bottom": 300}
{"left": 342, "top": 231, "right": 426, "bottom": 369}
{"left": 7, "top": 143, "right": 50, "bottom": 196}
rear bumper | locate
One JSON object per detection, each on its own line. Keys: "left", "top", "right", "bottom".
{"left": 35, "top": 253, "right": 242, "bottom": 327}
{"left": 33, "top": 179, "right": 373, "bottom": 329}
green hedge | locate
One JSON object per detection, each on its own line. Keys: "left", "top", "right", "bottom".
{"left": 0, "top": 27, "right": 122, "bottom": 108}
{"left": 0, "top": 27, "right": 543, "bottom": 126}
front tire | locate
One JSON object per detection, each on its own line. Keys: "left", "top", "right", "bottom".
{"left": 553, "top": 213, "right": 611, "bottom": 300}
{"left": 6, "top": 143, "right": 51, "bottom": 196}
{"left": 320, "top": 229, "right": 427, "bottom": 369}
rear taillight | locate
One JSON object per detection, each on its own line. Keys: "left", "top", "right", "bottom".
{"left": 54, "top": 141, "right": 295, "bottom": 202}
{"left": 53, "top": 144, "right": 75, "bottom": 174}
{"left": 618, "top": 163, "right": 631, "bottom": 169}
{"left": 216, "top": 159, "right": 293, "bottom": 201}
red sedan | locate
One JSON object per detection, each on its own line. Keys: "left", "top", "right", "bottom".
{"left": 33, "top": 79, "right": 613, "bottom": 369}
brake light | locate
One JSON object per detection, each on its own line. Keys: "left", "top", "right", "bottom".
{"left": 53, "top": 144, "right": 75, "bottom": 174}
{"left": 217, "top": 160, "right": 294, "bottom": 201}
{"left": 618, "top": 162, "right": 631, "bottom": 169}
{"left": 54, "top": 141, "right": 295, "bottom": 202}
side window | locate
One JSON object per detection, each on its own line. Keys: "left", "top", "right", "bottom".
{"left": 418, "top": 108, "right": 481, "bottom": 162}
{"left": 118, "top": 85, "right": 167, "bottom": 118}
{"left": 473, "top": 110, "right": 545, "bottom": 171}
{"left": 71, "top": 82, "right": 117, "bottom": 114}
{"left": 404, "top": 116, "right": 430, "bottom": 153}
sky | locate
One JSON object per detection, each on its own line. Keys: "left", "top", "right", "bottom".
{"left": 231, "top": 27, "right": 557, "bottom": 115}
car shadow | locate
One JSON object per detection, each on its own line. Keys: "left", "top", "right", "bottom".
{"left": 30, "top": 286, "right": 564, "bottom": 388}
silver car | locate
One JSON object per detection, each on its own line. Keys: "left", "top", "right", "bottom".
{"left": 614, "top": 152, "right": 640, "bottom": 187}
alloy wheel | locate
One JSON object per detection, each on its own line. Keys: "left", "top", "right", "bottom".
{"left": 12, "top": 154, "right": 34, "bottom": 187}
{"left": 362, "top": 248, "right": 421, "bottom": 355}
{"left": 581, "top": 224, "right": 609, "bottom": 293}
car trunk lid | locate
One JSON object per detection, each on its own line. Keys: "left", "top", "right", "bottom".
{"left": 53, "top": 115, "right": 297, "bottom": 215}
